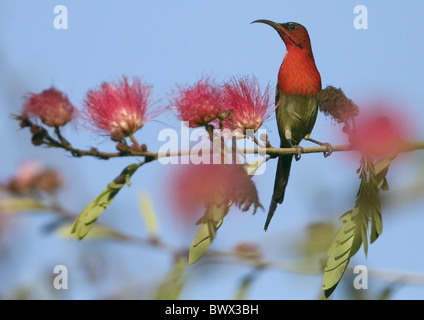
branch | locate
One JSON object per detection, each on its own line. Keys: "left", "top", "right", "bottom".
{"left": 18, "top": 116, "right": 424, "bottom": 159}
{"left": 100, "top": 231, "right": 424, "bottom": 288}
{"left": 26, "top": 136, "right": 424, "bottom": 161}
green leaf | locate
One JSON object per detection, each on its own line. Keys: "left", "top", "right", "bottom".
{"left": 300, "top": 222, "right": 336, "bottom": 261}
{"left": 58, "top": 223, "right": 128, "bottom": 240}
{"left": 377, "top": 285, "right": 394, "bottom": 300}
{"left": 375, "top": 158, "right": 392, "bottom": 191}
{"left": 323, "top": 155, "right": 387, "bottom": 297}
{"left": 323, "top": 209, "right": 361, "bottom": 297}
{"left": 244, "top": 158, "right": 267, "bottom": 176}
{"left": 71, "top": 163, "right": 140, "bottom": 240}
{"left": 0, "top": 197, "right": 46, "bottom": 213}
{"left": 369, "top": 157, "right": 392, "bottom": 241}
{"left": 189, "top": 220, "right": 223, "bottom": 264}
{"left": 379, "top": 178, "right": 390, "bottom": 191}
{"left": 138, "top": 192, "right": 159, "bottom": 237}
{"left": 366, "top": 159, "right": 383, "bottom": 244}
{"left": 374, "top": 158, "right": 392, "bottom": 179}
{"left": 154, "top": 256, "right": 188, "bottom": 300}
{"left": 188, "top": 203, "right": 227, "bottom": 264}
{"left": 234, "top": 272, "right": 257, "bottom": 300}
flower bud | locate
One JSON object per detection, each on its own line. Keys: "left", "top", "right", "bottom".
{"left": 23, "top": 88, "right": 75, "bottom": 127}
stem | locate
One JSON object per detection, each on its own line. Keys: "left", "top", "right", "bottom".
{"left": 128, "top": 133, "right": 141, "bottom": 148}
{"left": 205, "top": 124, "right": 214, "bottom": 141}
{"left": 231, "top": 135, "right": 237, "bottom": 165}
{"left": 54, "top": 126, "right": 70, "bottom": 147}
{"left": 252, "top": 135, "right": 265, "bottom": 149}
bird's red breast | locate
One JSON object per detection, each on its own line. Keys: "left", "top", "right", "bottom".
{"left": 278, "top": 48, "right": 321, "bottom": 97}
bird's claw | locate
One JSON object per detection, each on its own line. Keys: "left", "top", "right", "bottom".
{"left": 322, "top": 143, "right": 333, "bottom": 158}
{"left": 305, "top": 137, "right": 333, "bottom": 158}
{"left": 294, "top": 145, "right": 303, "bottom": 161}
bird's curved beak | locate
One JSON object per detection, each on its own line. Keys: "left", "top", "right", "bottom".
{"left": 251, "top": 19, "right": 287, "bottom": 38}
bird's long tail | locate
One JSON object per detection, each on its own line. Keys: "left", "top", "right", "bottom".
{"left": 264, "top": 153, "right": 293, "bottom": 231}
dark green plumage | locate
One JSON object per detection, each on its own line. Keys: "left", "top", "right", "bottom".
{"left": 264, "top": 86, "right": 319, "bottom": 231}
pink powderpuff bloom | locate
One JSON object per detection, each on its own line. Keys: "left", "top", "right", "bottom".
{"left": 84, "top": 77, "right": 154, "bottom": 140}
{"left": 7, "top": 161, "right": 63, "bottom": 194}
{"left": 169, "top": 163, "right": 262, "bottom": 222}
{"left": 172, "top": 77, "right": 225, "bottom": 128}
{"left": 23, "top": 87, "right": 75, "bottom": 127}
{"left": 10, "top": 161, "right": 43, "bottom": 191}
{"left": 221, "top": 76, "right": 274, "bottom": 134}
{"left": 350, "top": 105, "right": 412, "bottom": 158}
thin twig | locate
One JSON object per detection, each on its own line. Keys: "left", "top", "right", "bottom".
{"left": 30, "top": 139, "right": 424, "bottom": 160}
{"left": 96, "top": 231, "right": 424, "bottom": 287}
{"left": 128, "top": 133, "right": 141, "bottom": 149}
{"left": 19, "top": 118, "right": 424, "bottom": 159}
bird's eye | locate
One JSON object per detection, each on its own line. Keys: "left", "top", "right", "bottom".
{"left": 288, "top": 23, "right": 296, "bottom": 30}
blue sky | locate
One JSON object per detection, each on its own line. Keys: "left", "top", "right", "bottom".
{"left": 1, "top": 1, "right": 424, "bottom": 299}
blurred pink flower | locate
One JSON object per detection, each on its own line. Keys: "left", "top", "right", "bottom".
{"left": 84, "top": 77, "right": 155, "bottom": 140}
{"left": 23, "top": 87, "right": 75, "bottom": 127}
{"left": 12, "top": 161, "right": 42, "bottom": 188}
{"left": 172, "top": 77, "right": 225, "bottom": 128}
{"left": 170, "top": 163, "right": 262, "bottom": 221}
{"left": 222, "top": 76, "right": 274, "bottom": 134}
{"left": 351, "top": 106, "right": 412, "bottom": 158}
{"left": 7, "top": 161, "right": 62, "bottom": 194}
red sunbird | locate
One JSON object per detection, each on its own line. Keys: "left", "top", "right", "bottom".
{"left": 252, "top": 19, "right": 331, "bottom": 230}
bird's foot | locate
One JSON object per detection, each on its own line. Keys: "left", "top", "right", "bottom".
{"left": 293, "top": 145, "right": 303, "bottom": 161}
{"left": 305, "top": 136, "right": 333, "bottom": 158}
{"left": 321, "top": 142, "right": 333, "bottom": 158}
{"left": 287, "top": 138, "right": 303, "bottom": 161}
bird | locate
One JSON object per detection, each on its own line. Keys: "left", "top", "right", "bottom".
{"left": 251, "top": 19, "right": 331, "bottom": 231}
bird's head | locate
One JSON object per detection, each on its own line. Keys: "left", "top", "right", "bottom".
{"left": 251, "top": 19, "right": 313, "bottom": 53}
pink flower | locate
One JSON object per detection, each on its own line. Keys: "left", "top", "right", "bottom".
{"left": 172, "top": 77, "right": 225, "bottom": 128}
{"left": 7, "top": 161, "right": 62, "bottom": 194}
{"left": 350, "top": 105, "right": 412, "bottom": 158}
{"left": 170, "top": 163, "right": 262, "bottom": 221}
{"left": 172, "top": 76, "right": 273, "bottom": 133}
{"left": 23, "top": 87, "right": 75, "bottom": 127}
{"left": 84, "top": 77, "right": 154, "bottom": 140}
{"left": 222, "top": 76, "right": 274, "bottom": 134}
{"left": 10, "top": 161, "right": 43, "bottom": 190}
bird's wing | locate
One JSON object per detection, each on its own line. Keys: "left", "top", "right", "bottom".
{"left": 275, "top": 80, "right": 281, "bottom": 109}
